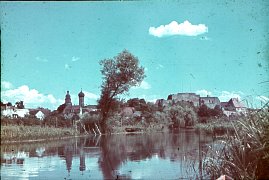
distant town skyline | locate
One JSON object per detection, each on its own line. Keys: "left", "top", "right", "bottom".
{"left": 1, "top": 1, "right": 268, "bottom": 110}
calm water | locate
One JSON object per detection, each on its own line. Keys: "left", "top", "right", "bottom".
{"left": 1, "top": 131, "right": 213, "bottom": 179}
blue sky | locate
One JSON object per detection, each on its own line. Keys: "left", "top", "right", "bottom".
{"left": 1, "top": 1, "right": 269, "bottom": 110}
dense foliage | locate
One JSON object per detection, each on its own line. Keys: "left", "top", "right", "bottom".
{"left": 163, "top": 101, "right": 198, "bottom": 128}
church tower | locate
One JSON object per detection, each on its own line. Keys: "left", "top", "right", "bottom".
{"left": 78, "top": 89, "right": 85, "bottom": 107}
{"left": 65, "top": 91, "right": 72, "bottom": 107}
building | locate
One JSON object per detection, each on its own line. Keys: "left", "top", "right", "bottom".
{"left": 167, "top": 93, "right": 200, "bottom": 107}
{"left": 29, "top": 109, "right": 51, "bottom": 120}
{"left": 156, "top": 93, "right": 221, "bottom": 109}
{"left": 221, "top": 98, "right": 247, "bottom": 117}
{"left": 62, "top": 90, "right": 97, "bottom": 119}
{"left": 200, "top": 96, "right": 221, "bottom": 109}
{"left": 1, "top": 103, "right": 30, "bottom": 118}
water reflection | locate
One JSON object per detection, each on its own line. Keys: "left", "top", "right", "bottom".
{"left": 1, "top": 131, "right": 212, "bottom": 179}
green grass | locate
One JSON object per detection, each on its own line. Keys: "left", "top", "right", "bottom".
{"left": 1, "top": 125, "right": 79, "bottom": 142}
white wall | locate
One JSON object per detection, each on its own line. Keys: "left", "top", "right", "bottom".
{"left": 2, "top": 108, "right": 29, "bottom": 118}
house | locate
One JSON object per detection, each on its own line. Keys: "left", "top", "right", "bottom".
{"left": 221, "top": 98, "right": 247, "bottom": 117}
{"left": 29, "top": 109, "right": 51, "bottom": 120}
{"left": 200, "top": 96, "right": 221, "bottom": 109}
{"left": 1, "top": 107, "right": 30, "bottom": 118}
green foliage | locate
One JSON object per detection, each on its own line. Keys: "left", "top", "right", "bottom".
{"left": 98, "top": 50, "right": 145, "bottom": 133}
{"left": 164, "top": 101, "right": 198, "bottom": 127}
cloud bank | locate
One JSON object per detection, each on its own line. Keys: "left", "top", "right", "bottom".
{"left": 1, "top": 83, "right": 63, "bottom": 109}
{"left": 149, "top": 20, "right": 208, "bottom": 37}
{"left": 195, "top": 89, "right": 212, "bottom": 97}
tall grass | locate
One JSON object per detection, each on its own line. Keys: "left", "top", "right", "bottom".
{"left": 194, "top": 119, "right": 235, "bottom": 135}
{"left": 203, "top": 109, "right": 269, "bottom": 179}
{"left": 1, "top": 125, "right": 79, "bottom": 142}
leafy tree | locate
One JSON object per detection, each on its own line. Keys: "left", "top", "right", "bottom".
{"left": 164, "top": 102, "right": 198, "bottom": 128}
{"left": 98, "top": 50, "right": 145, "bottom": 133}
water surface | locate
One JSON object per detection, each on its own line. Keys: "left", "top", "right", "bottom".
{"left": 1, "top": 131, "right": 213, "bottom": 179}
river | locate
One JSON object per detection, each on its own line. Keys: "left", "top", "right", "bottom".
{"left": 1, "top": 130, "right": 214, "bottom": 179}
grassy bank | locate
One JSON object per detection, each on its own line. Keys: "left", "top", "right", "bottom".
{"left": 1, "top": 125, "right": 80, "bottom": 143}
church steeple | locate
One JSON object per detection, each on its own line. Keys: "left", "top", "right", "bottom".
{"left": 78, "top": 89, "right": 85, "bottom": 107}
{"left": 65, "top": 91, "right": 72, "bottom": 106}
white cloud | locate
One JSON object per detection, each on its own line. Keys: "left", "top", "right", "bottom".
{"left": 70, "top": 91, "right": 99, "bottom": 106}
{"left": 1, "top": 81, "right": 13, "bottom": 89}
{"left": 195, "top": 89, "right": 212, "bottom": 97}
{"left": 71, "top": 56, "right": 80, "bottom": 62}
{"left": 84, "top": 91, "right": 99, "bottom": 100}
{"left": 35, "top": 56, "right": 48, "bottom": 62}
{"left": 1, "top": 85, "right": 63, "bottom": 109}
{"left": 218, "top": 91, "right": 243, "bottom": 102}
{"left": 133, "top": 81, "right": 151, "bottom": 90}
{"left": 149, "top": 20, "right": 208, "bottom": 37}
{"left": 195, "top": 89, "right": 244, "bottom": 102}
{"left": 64, "top": 64, "right": 71, "bottom": 70}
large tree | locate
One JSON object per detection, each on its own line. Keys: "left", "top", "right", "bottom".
{"left": 98, "top": 50, "right": 145, "bottom": 133}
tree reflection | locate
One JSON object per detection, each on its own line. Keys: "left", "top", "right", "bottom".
{"left": 98, "top": 131, "right": 211, "bottom": 179}
{"left": 1, "top": 132, "right": 212, "bottom": 179}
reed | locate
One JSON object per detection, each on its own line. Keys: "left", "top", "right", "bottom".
{"left": 1, "top": 125, "right": 79, "bottom": 142}
{"left": 203, "top": 109, "right": 269, "bottom": 179}
{"left": 194, "top": 119, "right": 235, "bottom": 135}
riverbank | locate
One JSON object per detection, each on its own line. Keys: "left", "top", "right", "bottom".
{"left": 194, "top": 120, "right": 235, "bottom": 135}
{"left": 1, "top": 125, "right": 81, "bottom": 143}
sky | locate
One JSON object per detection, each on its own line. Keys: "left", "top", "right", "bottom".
{"left": 1, "top": 1, "right": 269, "bottom": 110}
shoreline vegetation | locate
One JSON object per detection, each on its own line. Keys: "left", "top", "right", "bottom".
{"left": 1, "top": 125, "right": 79, "bottom": 143}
